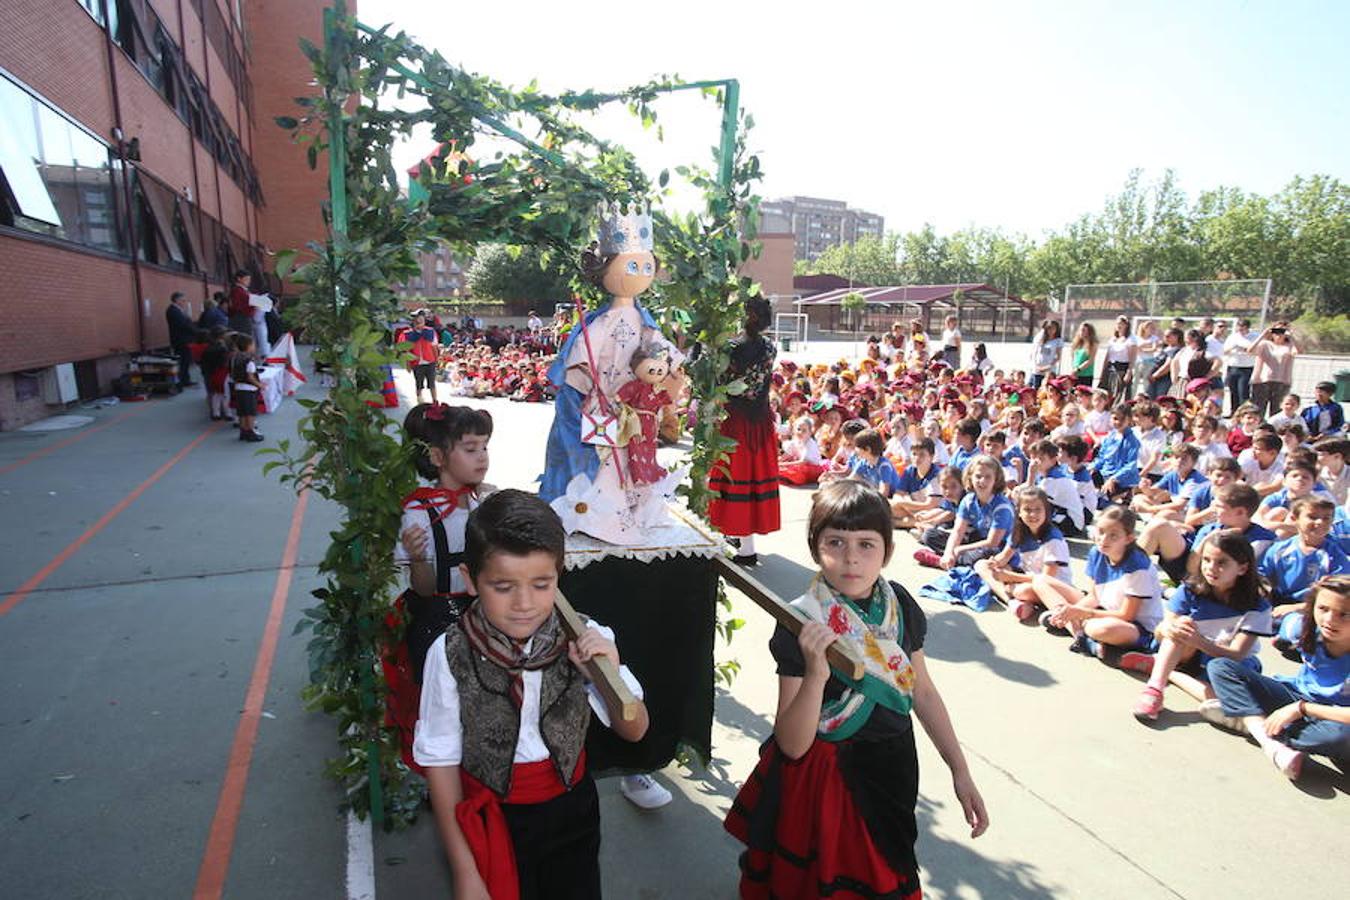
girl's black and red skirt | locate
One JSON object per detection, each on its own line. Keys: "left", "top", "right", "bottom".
{"left": 708, "top": 408, "right": 781, "bottom": 537}
{"left": 725, "top": 736, "right": 922, "bottom": 900}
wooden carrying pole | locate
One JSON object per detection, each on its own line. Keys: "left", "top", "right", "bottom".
{"left": 713, "top": 556, "right": 866, "bottom": 680}
{"left": 554, "top": 591, "right": 640, "bottom": 721}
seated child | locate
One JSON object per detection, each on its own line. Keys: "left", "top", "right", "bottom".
{"left": 1239, "top": 433, "right": 1285, "bottom": 498}
{"left": 414, "top": 490, "right": 649, "bottom": 899}
{"left": 1315, "top": 437, "right": 1350, "bottom": 505}
{"left": 1206, "top": 575, "right": 1350, "bottom": 780}
{"left": 1049, "top": 403, "right": 1087, "bottom": 440}
{"left": 1132, "top": 400, "right": 1168, "bottom": 486}
{"left": 1261, "top": 496, "right": 1350, "bottom": 645}
{"left": 1033, "top": 506, "right": 1164, "bottom": 662}
{"left": 779, "top": 415, "right": 826, "bottom": 486}
{"left": 974, "top": 485, "right": 1071, "bottom": 620}
{"left": 725, "top": 481, "right": 987, "bottom": 899}
{"left": 847, "top": 429, "right": 904, "bottom": 497}
{"left": 915, "top": 455, "right": 1014, "bottom": 570}
{"left": 1126, "top": 530, "right": 1272, "bottom": 721}
{"left": 890, "top": 438, "right": 943, "bottom": 527}
{"left": 1055, "top": 435, "right": 1098, "bottom": 523}
{"left": 909, "top": 465, "right": 965, "bottom": 535}
{"left": 1139, "top": 483, "right": 1275, "bottom": 585}
{"left": 947, "top": 418, "right": 982, "bottom": 473}
{"left": 819, "top": 419, "right": 869, "bottom": 483}
{"left": 1028, "top": 438, "right": 1087, "bottom": 536}
{"left": 1132, "top": 443, "right": 1207, "bottom": 521}
{"left": 1092, "top": 404, "right": 1141, "bottom": 505}
{"left": 1191, "top": 415, "right": 1233, "bottom": 472}
{"left": 1301, "top": 380, "right": 1345, "bottom": 439}
{"left": 923, "top": 417, "right": 952, "bottom": 466}
{"left": 1267, "top": 393, "right": 1301, "bottom": 430}
{"left": 1255, "top": 457, "right": 1333, "bottom": 539}
{"left": 1180, "top": 456, "right": 1242, "bottom": 532}
{"left": 1227, "top": 404, "right": 1260, "bottom": 456}
{"left": 1083, "top": 389, "right": 1112, "bottom": 441}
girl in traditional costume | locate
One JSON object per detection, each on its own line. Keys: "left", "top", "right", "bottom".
{"left": 726, "top": 481, "right": 989, "bottom": 899}
{"left": 385, "top": 403, "right": 494, "bottom": 772}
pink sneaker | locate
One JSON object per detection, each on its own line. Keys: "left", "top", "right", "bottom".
{"left": 1132, "top": 686, "right": 1164, "bottom": 721}
{"left": 1119, "top": 651, "right": 1156, "bottom": 676}
{"left": 1267, "top": 744, "right": 1305, "bottom": 780}
{"left": 913, "top": 549, "right": 943, "bottom": 569}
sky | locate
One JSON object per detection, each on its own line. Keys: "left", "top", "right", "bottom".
{"left": 359, "top": 0, "right": 1349, "bottom": 239}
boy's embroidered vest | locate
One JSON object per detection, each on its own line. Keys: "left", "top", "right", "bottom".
{"left": 444, "top": 621, "right": 589, "bottom": 798}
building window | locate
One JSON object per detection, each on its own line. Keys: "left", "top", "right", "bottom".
{"left": 0, "top": 74, "right": 124, "bottom": 253}
{"left": 75, "top": 0, "right": 107, "bottom": 25}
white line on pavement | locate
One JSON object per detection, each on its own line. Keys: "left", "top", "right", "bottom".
{"left": 346, "top": 808, "right": 376, "bottom": 900}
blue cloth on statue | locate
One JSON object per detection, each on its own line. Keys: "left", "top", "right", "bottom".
{"left": 539, "top": 384, "right": 600, "bottom": 501}
{"left": 539, "top": 301, "right": 661, "bottom": 502}
{"left": 920, "top": 566, "right": 995, "bottom": 612}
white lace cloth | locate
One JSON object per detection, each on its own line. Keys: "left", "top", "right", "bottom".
{"left": 563, "top": 504, "right": 729, "bottom": 571}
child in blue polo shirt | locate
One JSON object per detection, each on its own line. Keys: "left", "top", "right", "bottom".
{"left": 915, "top": 456, "right": 1012, "bottom": 569}
{"left": 1132, "top": 443, "right": 1207, "bottom": 522}
{"left": 1125, "top": 530, "right": 1272, "bottom": 721}
{"left": 947, "top": 418, "right": 982, "bottom": 473}
{"left": 1034, "top": 506, "right": 1163, "bottom": 661}
{"left": 1263, "top": 496, "right": 1350, "bottom": 650}
{"left": 890, "top": 438, "right": 942, "bottom": 528}
{"left": 1092, "top": 404, "right": 1141, "bottom": 506}
{"left": 974, "top": 485, "right": 1071, "bottom": 620}
{"left": 910, "top": 466, "right": 965, "bottom": 541}
{"left": 1181, "top": 457, "right": 1241, "bottom": 532}
{"left": 1054, "top": 435, "right": 1097, "bottom": 524}
{"left": 846, "top": 429, "right": 904, "bottom": 497}
{"left": 1028, "top": 439, "right": 1086, "bottom": 536}
{"left": 1207, "top": 575, "right": 1350, "bottom": 780}
{"left": 1255, "top": 457, "right": 1334, "bottom": 540}
{"left": 1140, "top": 483, "right": 1275, "bottom": 586}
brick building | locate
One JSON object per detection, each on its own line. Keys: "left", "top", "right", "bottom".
{"left": 391, "top": 242, "right": 466, "bottom": 302}
{"left": 759, "top": 195, "right": 885, "bottom": 261}
{"left": 0, "top": 0, "right": 336, "bottom": 429}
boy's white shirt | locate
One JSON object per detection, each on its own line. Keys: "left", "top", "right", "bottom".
{"left": 413, "top": 621, "right": 644, "bottom": 768}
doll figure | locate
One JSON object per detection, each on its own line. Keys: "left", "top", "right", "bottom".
{"left": 617, "top": 343, "right": 672, "bottom": 485}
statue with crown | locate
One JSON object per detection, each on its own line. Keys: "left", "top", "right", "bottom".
{"left": 539, "top": 202, "right": 687, "bottom": 546}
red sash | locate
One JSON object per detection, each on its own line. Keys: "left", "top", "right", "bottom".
{"left": 455, "top": 753, "right": 586, "bottom": 900}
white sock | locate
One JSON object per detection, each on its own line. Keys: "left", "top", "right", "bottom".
{"left": 736, "top": 535, "right": 756, "bottom": 556}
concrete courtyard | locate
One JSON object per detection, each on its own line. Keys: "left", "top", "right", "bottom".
{"left": 0, "top": 366, "right": 1344, "bottom": 899}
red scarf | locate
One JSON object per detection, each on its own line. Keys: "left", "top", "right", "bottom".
{"left": 403, "top": 485, "right": 476, "bottom": 524}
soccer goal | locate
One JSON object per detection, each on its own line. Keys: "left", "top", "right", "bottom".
{"left": 1061, "top": 279, "right": 1271, "bottom": 339}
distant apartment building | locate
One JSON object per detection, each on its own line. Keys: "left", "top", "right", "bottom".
{"left": 393, "top": 243, "right": 465, "bottom": 300}
{"left": 758, "top": 195, "right": 885, "bottom": 261}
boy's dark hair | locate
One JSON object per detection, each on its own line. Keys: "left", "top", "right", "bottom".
{"left": 1022, "top": 417, "right": 1048, "bottom": 438}
{"left": 1132, "top": 400, "right": 1160, "bottom": 420}
{"left": 1301, "top": 575, "right": 1350, "bottom": 655}
{"left": 1030, "top": 439, "right": 1059, "bottom": 459}
{"left": 1287, "top": 447, "right": 1317, "bottom": 471}
{"left": 984, "top": 429, "right": 1007, "bottom": 446}
{"left": 1314, "top": 381, "right": 1335, "bottom": 394}
{"left": 807, "top": 479, "right": 894, "bottom": 563}
{"left": 1253, "top": 423, "right": 1276, "bottom": 436}
{"left": 913, "top": 437, "right": 936, "bottom": 456}
{"left": 841, "top": 418, "right": 868, "bottom": 439}
{"left": 1282, "top": 393, "right": 1300, "bottom": 404}
{"left": 957, "top": 418, "right": 982, "bottom": 440}
{"left": 404, "top": 403, "right": 493, "bottom": 480}
{"left": 1276, "top": 420, "right": 1307, "bottom": 439}
{"left": 463, "top": 489, "right": 565, "bottom": 580}
{"left": 1252, "top": 433, "right": 1281, "bottom": 452}
{"left": 1195, "top": 415, "right": 1219, "bottom": 432}
{"left": 1216, "top": 482, "right": 1260, "bottom": 514}
{"left": 1314, "top": 436, "right": 1350, "bottom": 459}
{"left": 1207, "top": 456, "right": 1241, "bottom": 475}
{"left": 1290, "top": 495, "right": 1335, "bottom": 521}
{"left": 1284, "top": 457, "right": 1317, "bottom": 478}
{"left": 1110, "top": 403, "right": 1133, "bottom": 420}
{"left": 1174, "top": 442, "right": 1200, "bottom": 462}
{"left": 854, "top": 428, "right": 885, "bottom": 456}
{"left": 1187, "top": 530, "right": 1263, "bottom": 612}
{"left": 1056, "top": 435, "right": 1088, "bottom": 462}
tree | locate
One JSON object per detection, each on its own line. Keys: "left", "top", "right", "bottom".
{"left": 841, "top": 290, "right": 867, "bottom": 352}
{"left": 807, "top": 233, "right": 902, "bottom": 285}
{"left": 465, "top": 243, "right": 573, "bottom": 314}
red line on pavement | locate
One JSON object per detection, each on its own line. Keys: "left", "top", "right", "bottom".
{"left": 0, "top": 422, "right": 224, "bottom": 618}
{"left": 0, "top": 407, "right": 145, "bottom": 476}
{"left": 193, "top": 483, "right": 310, "bottom": 900}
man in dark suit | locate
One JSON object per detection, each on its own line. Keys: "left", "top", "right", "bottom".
{"left": 166, "top": 291, "right": 197, "bottom": 387}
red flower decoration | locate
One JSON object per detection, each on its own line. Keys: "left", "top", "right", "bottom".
{"left": 827, "top": 605, "right": 850, "bottom": 635}
{"left": 887, "top": 654, "right": 904, "bottom": 670}
{"left": 424, "top": 403, "right": 449, "bottom": 421}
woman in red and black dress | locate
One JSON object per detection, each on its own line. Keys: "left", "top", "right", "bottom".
{"left": 708, "top": 297, "right": 781, "bottom": 565}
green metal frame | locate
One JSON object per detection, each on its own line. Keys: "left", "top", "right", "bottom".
{"left": 322, "top": 4, "right": 741, "bottom": 827}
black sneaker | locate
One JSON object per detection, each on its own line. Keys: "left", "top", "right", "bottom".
{"left": 243, "top": 431, "right": 264, "bottom": 443}
{"left": 1040, "top": 611, "right": 1070, "bottom": 636}
{"left": 733, "top": 554, "right": 758, "bottom": 568}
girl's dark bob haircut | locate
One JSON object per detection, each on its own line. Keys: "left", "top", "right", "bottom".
{"left": 807, "top": 479, "right": 894, "bottom": 563}
{"left": 403, "top": 403, "right": 493, "bottom": 480}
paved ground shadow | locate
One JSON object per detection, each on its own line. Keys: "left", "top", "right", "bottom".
{"left": 921, "top": 607, "right": 1058, "bottom": 688}
{"left": 916, "top": 795, "right": 1058, "bottom": 899}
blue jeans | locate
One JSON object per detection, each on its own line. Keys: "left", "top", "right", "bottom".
{"left": 1206, "top": 657, "right": 1350, "bottom": 760}
{"left": 1225, "top": 366, "right": 1253, "bottom": 413}
{"left": 1146, "top": 376, "right": 1171, "bottom": 400}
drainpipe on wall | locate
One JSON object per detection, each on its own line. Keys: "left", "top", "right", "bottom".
{"left": 100, "top": 23, "right": 146, "bottom": 353}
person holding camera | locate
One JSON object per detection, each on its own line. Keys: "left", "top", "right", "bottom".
{"left": 1249, "top": 321, "right": 1299, "bottom": 418}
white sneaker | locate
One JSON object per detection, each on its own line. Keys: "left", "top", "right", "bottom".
{"left": 1197, "top": 699, "right": 1245, "bottom": 733}
{"left": 619, "top": 773, "right": 672, "bottom": 809}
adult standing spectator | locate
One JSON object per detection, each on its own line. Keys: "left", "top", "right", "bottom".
{"left": 707, "top": 296, "right": 781, "bottom": 566}
{"left": 939, "top": 314, "right": 962, "bottom": 369}
{"left": 198, "top": 293, "right": 228, "bottom": 331}
{"left": 526, "top": 309, "right": 543, "bottom": 333}
{"left": 1133, "top": 319, "right": 1162, "bottom": 397}
{"left": 1207, "top": 320, "right": 1230, "bottom": 388}
{"left": 1249, "top": 321, "right": 1299, "bottom": 417}
{"left": 1029, "top": 319, "right": 1064, "bottom": 388}
{"left": 1171, "top": 329, "right": 1215, "bottom": 398}
{"left": 1070, "top": 321, "right": 1099, "bottom": 387}
{"left": 405, "top": 309, "right": 441, "bottom": 404}
{"left": 227, "top": 270, "right": 252, "bottom": 334}
{"left": 165, "top": 291, "right": 197, "bottom": 388}
{"left": 1223, "top": 318, "right": 1258, "bottom": 412}
{"left": 1099, "top": 315, "right": 1138, "bottom": 402}
{"left": 1148, "top": 327, "right": 1183, "bottom": 399}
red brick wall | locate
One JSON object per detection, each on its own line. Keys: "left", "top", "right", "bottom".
{"left": 138, "top": 266, "right": 210, "bottom": 347}
{"left": 113, "top": 53, "right": 197, "bottom": 195}
{"left": 246, "top": 0, "right": 335, "bottom": 268}
{"left": 0, "top": 238, "right": 136, "bottom": 370}
{"left": 0, "top": 0, "right": 114, "bottom": 138}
